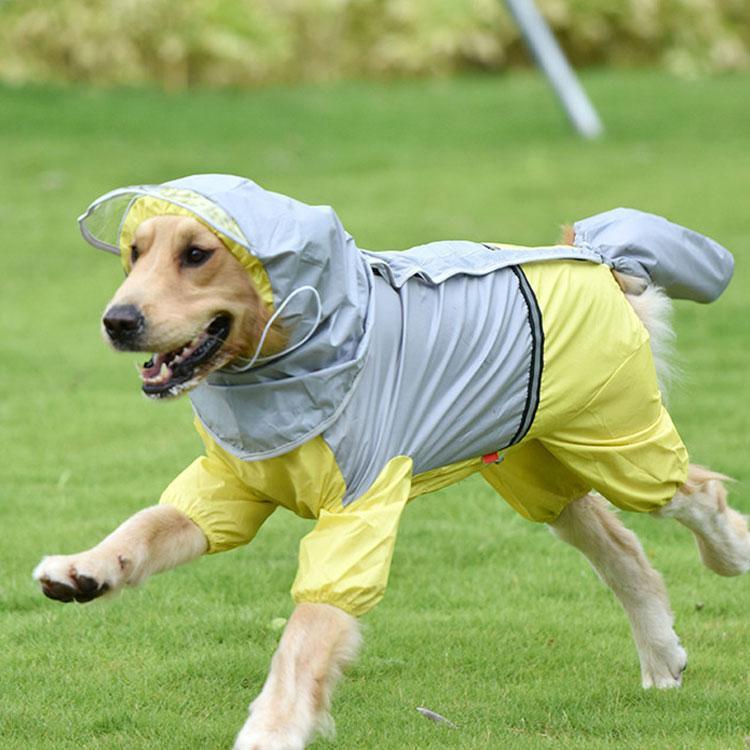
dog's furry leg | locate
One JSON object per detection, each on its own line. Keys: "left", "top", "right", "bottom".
{"left": 656, "top": 464, "right": 750, "bottom": 576}
{"left": 234, "top": 603, "right": 361, "bottom": 750}
{"left": 550, "top": 493, "right": 686, "bottom": 688}
{"left": 33, "top": 505, "right": 207, "bottom": 602}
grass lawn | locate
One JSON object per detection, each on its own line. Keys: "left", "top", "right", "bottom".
{"left": 1, "top": 69, "right": 749, "bottom": 749}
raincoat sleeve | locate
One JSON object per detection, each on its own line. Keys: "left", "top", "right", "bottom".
{"left": 291, "top": 456, "right": 413, "bottom": 618}
{"left": 159, "top": 441, "right": 276, "bottom": 554}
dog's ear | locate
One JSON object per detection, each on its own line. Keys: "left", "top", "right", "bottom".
{"left": 560, "top": 224, "right": 576, "bottom": 245}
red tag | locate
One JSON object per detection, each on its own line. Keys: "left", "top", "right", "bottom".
{"left": 482, "top": 451, "right": 500, "bottom": 464}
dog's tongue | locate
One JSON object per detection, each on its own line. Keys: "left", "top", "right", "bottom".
{"left": 141, "top": 353, "right": 167, "bottom": 380}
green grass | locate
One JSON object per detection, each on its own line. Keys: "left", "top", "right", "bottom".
{"left": 1, "top": 69, "right": 750, "bottom": 749}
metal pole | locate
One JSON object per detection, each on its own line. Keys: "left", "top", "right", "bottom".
{"left": 505, "top": 0, "right": 604, "bottom": 139}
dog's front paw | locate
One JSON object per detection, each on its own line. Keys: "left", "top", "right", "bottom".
{"left": 33, "top": 552, "right": 127, "bottom": 603}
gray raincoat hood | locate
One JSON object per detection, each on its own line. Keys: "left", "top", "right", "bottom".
{"left": 79, "top": 174, "right": 373, "bottom": 459}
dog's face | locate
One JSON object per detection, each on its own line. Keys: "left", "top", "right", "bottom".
{"left": 102, "top": 215, "right": 282, "bottom": 398}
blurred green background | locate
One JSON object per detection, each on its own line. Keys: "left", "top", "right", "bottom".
{"left": 1, "top": 2, "right": 749, "bottom": 749}
{"left": 0, "top": 0, "right": 749, "bottom": 89}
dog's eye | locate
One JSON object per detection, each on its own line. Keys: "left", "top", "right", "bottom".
{"left": 182, "top": 246, "right": 213, "bottom": 267}
{"left": 130, "top": 245, "right": 140, "bottom": 265}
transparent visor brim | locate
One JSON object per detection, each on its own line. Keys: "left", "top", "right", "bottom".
{"left": 77, "top": 186, "right": 249, "bottom": 255}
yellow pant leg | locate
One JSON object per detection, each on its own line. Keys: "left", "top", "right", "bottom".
{"left": 539, "top": 340, "right": 688, "bottom": 513}
{"left": 481, "top": 439, "right": 590, "bottom": 523}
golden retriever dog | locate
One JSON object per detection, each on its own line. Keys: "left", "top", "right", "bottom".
{"left": 33, "top": 200, "right": 749, "bottom": 750}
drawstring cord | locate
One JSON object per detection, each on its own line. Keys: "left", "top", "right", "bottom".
{"left": 227, "top": 285, "right": 322, "bottom": 373}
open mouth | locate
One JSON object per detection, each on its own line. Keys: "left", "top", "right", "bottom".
{"left": 140, "top": 315, "right": 231, "bottom": 398}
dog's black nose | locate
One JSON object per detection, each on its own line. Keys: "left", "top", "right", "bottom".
{"left": 102, "top": 304, "right": 144, "bottom": 344}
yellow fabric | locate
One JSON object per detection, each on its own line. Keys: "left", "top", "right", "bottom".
{"left": 411, "top": 457, "right": 483, "bottom": 498}
{"left": 480, "top": 260, "right": 689, "bottom": 523}
{"left": 482, "top": 440, "right": 589, "bottom": 522}
{"left": 292, "top": 456, "right": 413, "bottom": 616}
{"left": 159, "top": 420, "right": 347, "bottom": 549}
{"left": 159, "top": 448, "right": 276, "bottom": 553}
{"left": 159, "top": 420, "right": 413, "bottom": 616}
{"left": 119, "top": 195, "right": 275, "bottom": 309}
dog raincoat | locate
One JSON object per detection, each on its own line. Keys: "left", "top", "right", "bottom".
{"left": 79, "top": 175, "right": 733, "bottom": 616}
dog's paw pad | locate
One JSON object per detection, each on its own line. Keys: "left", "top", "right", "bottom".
{"left": 71, "top": 574, "right": 110, "bottom": 602}
{"left": 38, "top": 571, "right": 109, "bottom": 603}
{"left": 39, "top": 578, "right": 78, "bottom": 603}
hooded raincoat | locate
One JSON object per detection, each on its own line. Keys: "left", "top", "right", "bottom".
{"left": 80, "top": 175, "right": 733, "bottom": 617}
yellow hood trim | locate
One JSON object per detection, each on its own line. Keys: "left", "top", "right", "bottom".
{"left": 119, "top": 195, "right": 274, "bottom": 310}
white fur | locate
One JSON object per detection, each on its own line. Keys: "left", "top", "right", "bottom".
{"left": 551, "top": 494, "right": 687, "bottom": 689}
{"left": 657, "top": 466, "right": 750, "bottom": 577}
{"left": 618, "top": 272, "right": 678, "bottom": 398}
{"left": 233, "top": 603, "right": 361, "bottom": 750}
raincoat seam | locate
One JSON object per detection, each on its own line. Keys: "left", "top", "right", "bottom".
{"left": 508, "top": 265, "right": 544, "bottom": 447}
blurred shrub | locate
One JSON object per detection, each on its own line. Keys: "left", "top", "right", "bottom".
{"left": 0, "top": 0, "right": 747, "bottom": 88}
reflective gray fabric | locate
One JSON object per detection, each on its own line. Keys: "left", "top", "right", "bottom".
{"left": 575, "top": 208, "right": 734, "bottom": 303}
{"left": 362, "top": 240, "right": 602, "bottom": 287}
{"left": 324, "top": 269, "right": 540, "bottom": 505}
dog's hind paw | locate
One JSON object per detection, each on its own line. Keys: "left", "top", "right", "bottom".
{"left": 640, "top": 640, "right": 687, "bottom": 689}
{"left": 33, "top": 552, "right": 126, "bottom": 603}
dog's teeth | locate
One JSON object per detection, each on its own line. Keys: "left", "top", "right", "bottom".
{"left": 159, "top": 363, "right": 169, "bottom": 379}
